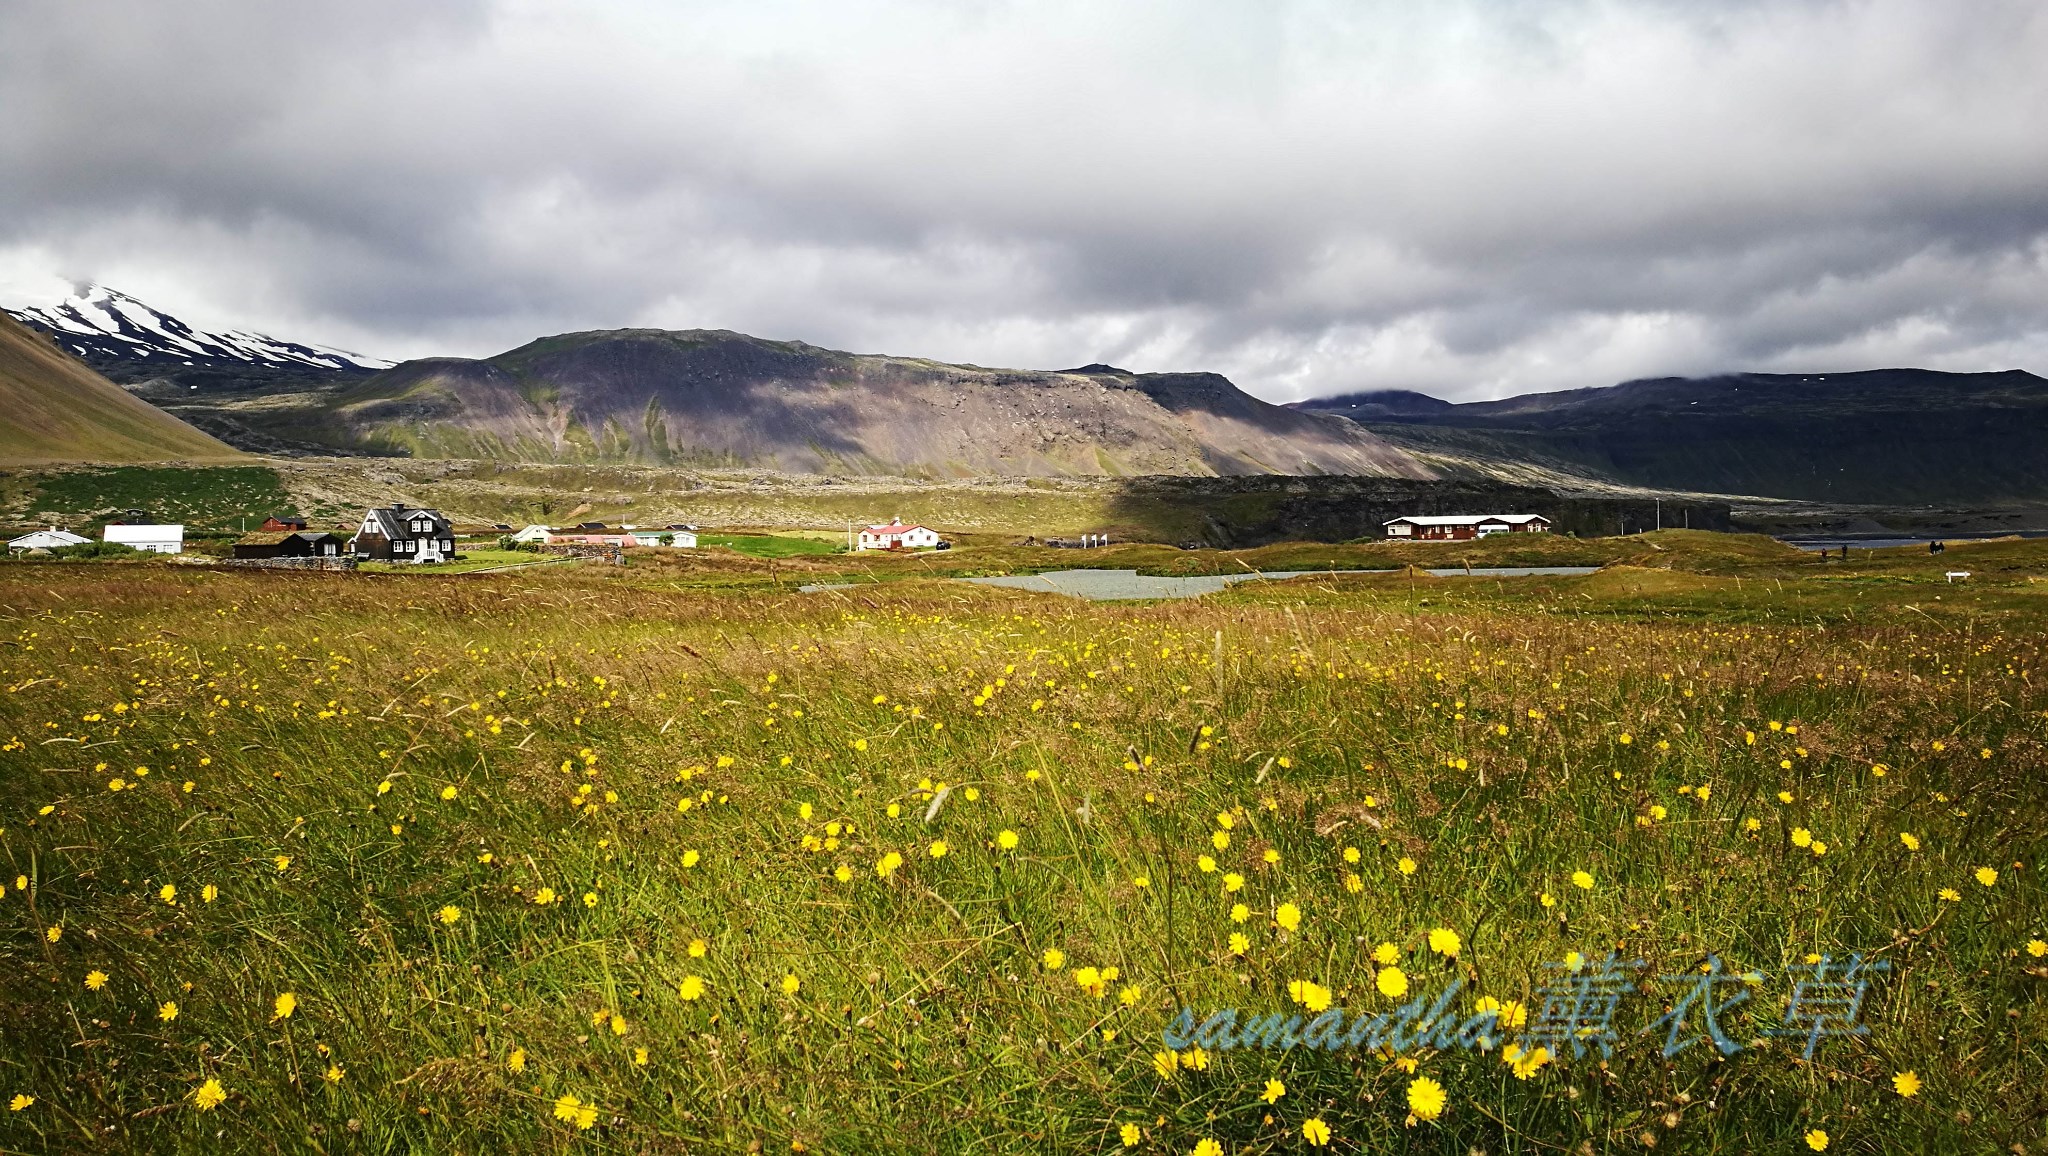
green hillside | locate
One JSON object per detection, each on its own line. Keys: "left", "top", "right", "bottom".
{"left": 0, "top": 311, "right": 244, "bottom": 466}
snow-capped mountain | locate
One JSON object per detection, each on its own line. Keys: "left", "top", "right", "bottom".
{"left": 4, "top": 284, "right": 392, "bottom": 372}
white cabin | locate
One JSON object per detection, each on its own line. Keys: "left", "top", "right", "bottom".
{"left": 511, "top": 524, "right": 554, "bottom": 544}
{"left": 8, "top": 528, "right": 90, "bottom": 552}
{"left": 103, "top": 524, "right": 185, "bottom": 554}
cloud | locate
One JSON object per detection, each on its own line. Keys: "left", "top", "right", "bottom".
{"left": 3, "top": 0, "right": 2046, "bottom": 400}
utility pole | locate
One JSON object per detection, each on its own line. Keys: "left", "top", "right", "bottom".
{"left": 1655, "top": 498, "right": 1661, "bottom": 531}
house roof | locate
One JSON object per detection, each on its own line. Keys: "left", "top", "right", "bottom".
{"left": 1383, "top": 514, "right": 1549, "bottom": 527}
{"left": 863, "top": 521, "right": 933, "bottom": 534}
{"left": 236, "top": 531, "right": 294, "bottom": 545}
{"left": 8, "top": 529, "right": 89, "bottom": 547}
{"left": 104, "top": 524, "right": 184, "bottom": 541}
{"left": 359, "top": 506, "right": 451, "bottom": 539}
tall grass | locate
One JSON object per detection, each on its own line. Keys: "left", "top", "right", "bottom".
{"left": 1, "top": 566, "right": 2042, "bottom": 1153}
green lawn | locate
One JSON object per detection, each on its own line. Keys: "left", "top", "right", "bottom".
{"left": 697, "top": 533, "right": 845, "bottom": 558}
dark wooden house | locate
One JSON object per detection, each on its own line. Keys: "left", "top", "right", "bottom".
{"left": 347, "top": 505, "right": 456, "bottom": 563}
{"left": 234, "top": 531, "right": 346, "bottom": 559}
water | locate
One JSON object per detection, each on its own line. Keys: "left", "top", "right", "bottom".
{"left": 802, "top": 566, "right": 1600, "bottom": 601}
{"left": 1781, "top": 531, "right": 2048, "bottom": 551}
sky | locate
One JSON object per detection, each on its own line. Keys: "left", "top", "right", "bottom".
{"left": 3, "top": 0, "right": 2046, "bottom": 403}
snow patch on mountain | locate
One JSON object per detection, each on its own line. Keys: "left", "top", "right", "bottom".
{"left": 4, "top": 285, "right": 392, "bottom": 371}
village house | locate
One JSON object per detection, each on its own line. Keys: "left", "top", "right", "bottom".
{"left": 7, "top": 528, "right": 90, "bottom": 553}
{"left": 260, "top": 516, "right": 308, "bottom": 532}
{"left": 510, "top": 524, "right": 554, "bottom": 545}
{"left": 548, "top": 529, "right": 634, "bottom": 548}
{"left": 1382, "top": 514, "right": 1551, "bottom": 541}
{"left": 348, "top": 505, "right": 456, "bottom": 563}
{"left": 627, "top": 528, "right": 697, "bottom": 548}
{"left": 103, "top": 523, "right": 185, "bottom": 554}
{"left": 856, "top": 519, "right": 942, "bottom": 551}
{"left": 234, "top": 530, "right": 347, "bottom": 559}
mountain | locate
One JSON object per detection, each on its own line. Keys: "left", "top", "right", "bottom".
{"left": 1294, "top": 369, "right": 2048, "bottom": 504}
{"left": 0, "top": 310, "right": 246, "bottom": 465}
{"left": 214, "top": 328, "right": 1431, "bottom": 478}
{"left": 5, "top": 285, "right": 390, "bottom": 373}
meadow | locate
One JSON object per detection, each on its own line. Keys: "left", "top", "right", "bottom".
{"left": 1, "top": 544, "right": 2043, "bottom": 1154}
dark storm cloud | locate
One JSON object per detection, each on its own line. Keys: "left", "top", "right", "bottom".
{"left": 3, "top": 0, "right": 2046, "bottom": 400}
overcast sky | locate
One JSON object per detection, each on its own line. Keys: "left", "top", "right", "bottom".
{"left": 4, "top": 0, "right": 2046, "bottom": 402}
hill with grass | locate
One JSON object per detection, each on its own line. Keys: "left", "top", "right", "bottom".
{"left": 196, "top": 329, "right": 1431, "bottom": 478}
{"left": 1294, "top": 368, "right": 2048, "bottom": 504}
{"left": 0, "top": 310, "right": 245, "bottom": 466}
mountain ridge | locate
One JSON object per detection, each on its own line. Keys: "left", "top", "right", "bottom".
{"left": 1293, "top": 368, "right": 2048, "bottom": 504}
{"left": 251, "top": 326, "right": 1436, "bottom": 478}
{"left": 5, "top": 284, "right": 390, "bottom": 372}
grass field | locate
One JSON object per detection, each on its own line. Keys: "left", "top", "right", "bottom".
{"left": 2, "top": 543, "right": 2043, "bottom": 1153}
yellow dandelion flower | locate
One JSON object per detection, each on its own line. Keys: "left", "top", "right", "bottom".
{"left": 1302, "top": 1117, "right": 1332, "bottom": 1147}
{"left": 1427, "top": 927, "right": 1461, "bottom": 957}
{"left": 1406, "top": 1075, "right": 1446, "bottom": 1121}
{"left": 1791, "top": 827, "right": 1813, "bottom": 848}
{"left": 1975, "top": 866, "right": 1998, "bottom": 887}
{"left": 1900, "top": 832, "right": 1920, "bottom": 851}
{"left": 1192, "top": 1138, "right": 1222, "bottom": 1156}
{"left": 1397, "top": 856, "right": 1417, "bottom": 876}
{"left": 1120, "top": 1122, "right": 1142, "bottom": 1146}
{"left": 997, "top": 829, "right": 1019, "bottom": 850}
{"left": 1260, "top": 1078, "right": 1285, "bottom": 1104}
{"left": 438, "top": 905, "right": 461, "bottom": 925}
{"left": 201, "top": 884, "right": 218, "bottom": 903}
{"left": 1228, "top": 932, "right": 1250, "bottom": 955}
{"left": 85, "top": 969, "right": 108, "bottom": 990}
{"left": 2027, "top": 939, "right": 2047, "bottom": 958}
{"left": 1804, "top": 1129, "right": 1829, "bottom": 1151}
{"left": 159, "top": 883, "right": 177, "bottom": 904}
{"left": 158, "top": 1001, "right": 179, "bottom": 1022}
{"left": 508, "top": 1048, "right": 526, "bottom": 1073}
{"left": 1892, "top": 1071, "right": 1921, "bottom": 1098}
{"left": 9, "top": 1094, "right": 34, "bottom": 1111}
{"left": 1571, "top": 870, "right": 1594, "bottom": 890}
{"left": 679, "top": 975, "right": 707, "bottom": 1000}
{"left": 1377, "top": 966, "right": 1409, "bottom": 998}
{"left": 1275, "top": 903, "right": 1301, "bottom": 932}
{"left": 1042, "top": 947, "right": 1065, "bottom": 971}
{"left": 781, "top": 974, "right": 801, "bottom": 996}
{"left": 193, "top": 1078, "right": 226, "bottom": 1111}
{"left": 928, "top": 840, "right": 948, "bottom": 859}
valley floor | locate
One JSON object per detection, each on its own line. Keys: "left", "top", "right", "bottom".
{"left": 1, "top": 548, "right": 2044, "bottom": 1152}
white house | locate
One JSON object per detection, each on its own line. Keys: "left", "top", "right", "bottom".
{"left": 627, "top": 529, "right": 697, "bottom": 548}
{"left": 511, "top": 524, "right": 555, "bottom": 544}
{"left": 1382, "top": 514, "right": 1551, "bottom": 541}
{"left": 857, "top": 519, "right": 942, "bottom": 551}
{"left": 7, "top": 528, "right": 90, "bottom": 552}
{"left": 103, "top": 524, "right": 185, "bottom": 554}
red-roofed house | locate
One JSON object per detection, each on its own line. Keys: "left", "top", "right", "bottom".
{"left": 857, "top": 519, "right": 941, "bottom": 551}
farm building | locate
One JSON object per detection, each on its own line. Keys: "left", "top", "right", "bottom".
{"left": 7, "top": 528, "right": 90, "bottom": 552}
{"left": 103, "top": 524, "right": 185, "bottom": 554}
{"left": 349, "top": 506, "right": 456, "bottom": 563}
{"left": 260, "top": 516, "right": 308, "bottom": 532}
{"left": 234, "top": 531, "right": 347, "bottom": 559}
{"left": 857, "top": 519, "right": 942, "bottom": 551}
{"left": 1382, "top": 514, "right": 1551, "bottom": 541}
{"left": 549, "top": 529, "right": 634, "bottom": 547}
{"left": 627, "top": 528, "right": 697, "bottom": 548}
{"left": 511, "top": 525, "right": 554, "bottom": 544}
